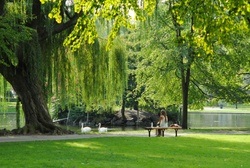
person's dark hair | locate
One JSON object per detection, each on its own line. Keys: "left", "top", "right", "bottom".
{"left": 161, "top": 110, "right": 167, "bottom": 122}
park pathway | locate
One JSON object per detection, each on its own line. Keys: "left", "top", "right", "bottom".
{"left": 1, "top": 130, "right": 248, "bottom": 143}
{"left": 0, "top": 132, "right": 150, "bottom": 143}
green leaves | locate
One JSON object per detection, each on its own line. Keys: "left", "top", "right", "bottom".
{"left": 126, "top": 0, "right": 250, "bottom": 111}
{"left": 63, "top": 16, "right": 98, "bottom": 51}
{"left": 0, "top": 15, "right": 33, "bottom": 66}
{"left": 43, "top": 0, "right": 156, "bottom": 50}
{"left": 48, "top": 7, "right": 62, "bottom": 23}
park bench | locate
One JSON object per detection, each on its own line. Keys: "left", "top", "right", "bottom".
{"left": 145, "top": 125, "right": 182, "bottom": 137}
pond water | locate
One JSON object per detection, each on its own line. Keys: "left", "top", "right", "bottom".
{"left": 188, "top": 112, "right": 250, "bottom": 128}
{"left": 1, "top": 112, "right": 250, "bottom": 130}
{"left": 0, "top": 113, "right": 25, "bottom": 130}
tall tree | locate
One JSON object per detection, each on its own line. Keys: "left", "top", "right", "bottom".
{"left": 0, "top": 0, "right": 156, "bottom": 134}
{"left": 170, "top": 0, "right": 250, "bottom": 128}
{"left": 129, "top": 0, "right": 250, "bottom": 128}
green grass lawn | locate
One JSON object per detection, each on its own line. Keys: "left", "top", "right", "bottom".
{"left": 0, "top": 134, "right": 249, "bottom": 168}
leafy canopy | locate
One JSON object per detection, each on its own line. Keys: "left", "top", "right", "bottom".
{"left": 127, "top": 0, "right": 250, "bottom": 110}
{"left": 0, "top": 2, "right": 33, "bottom": 66}
{"left": 41, "top": 0, "right": 156, "bottom": 50}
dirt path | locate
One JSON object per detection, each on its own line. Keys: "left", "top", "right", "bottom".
{"left": 1, "top": 130, "right": 249, "bottom": 143}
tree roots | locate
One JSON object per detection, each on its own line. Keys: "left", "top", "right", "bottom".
{"left": 0, "top": 126, "right": 74, "bottom": 136}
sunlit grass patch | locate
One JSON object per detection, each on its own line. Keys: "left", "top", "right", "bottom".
{"left": 65, "top": 141, "right": 102, "bottom": 149}
{"left": 0, "top": 134, "right": 250, "bottom": 168}
{"left": 187, "top": 133, "right": 250, "bottom": 143}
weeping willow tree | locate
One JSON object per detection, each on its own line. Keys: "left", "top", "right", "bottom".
{"left": 51, "top": 38, "right": 128, "bottom": 111}
{"left": 0, "top": 0, "right": 156, "bottom": 134}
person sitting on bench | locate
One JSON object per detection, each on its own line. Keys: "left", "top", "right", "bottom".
{"left": 156, "top": 110, "right": 168, "bottom": 136}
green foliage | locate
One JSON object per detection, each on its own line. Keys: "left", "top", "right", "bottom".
{"left": 169, "top": 0, "right": 249, "bottom": 54}
{"left": 0, "top": 76, "right": 16, "bottom": 104}
{"left": 42, "top": 0, "right": 156, "bottom": 50}
{"left": 125, "top": 0, "right": 250, "bottom": 112}
{"left": 126, "top": 3, "right": 183, "bottom": 109}
{"left": 191, "top": 31, "right": 250, "bottom": 104}
{"left": 63, "top": 16, "right": 98, "bottom": 51}
{"left": 0, "top": 15, "right": 33, "bottom": 66}
{"left": 0, "top": 0, "right": 34, "bottom": 66}
{"left": 37, "top": 0, "right": 158, "bottom": 112}
{"left": 1, "top": 0, "right": 249, "bottom": 129}
{"left": 47, "top": 37, "right": 128, "bottom": 111}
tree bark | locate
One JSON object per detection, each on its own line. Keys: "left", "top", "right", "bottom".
{"left": 11, "top": 71, "right": 56, "bottom": 134}
{"left": 181, "top": 15, "right": 195, "bottom": 129}
{"left": 0, "top": 34, "right": 68, "bottom": 134}
{"left": 1, "top": 65, "right": 67, "bottom": 134}
{"left": 0, "top": 0, "right": 76, "bottom": 134}
{"left": 0, "top": 61, "right": 61, "bottom": 134}
{"left": 181, "top": 68, "right": 190, "bottom": 129}
{"left": 169, "top": 0, "right": 188, "bottom": 129}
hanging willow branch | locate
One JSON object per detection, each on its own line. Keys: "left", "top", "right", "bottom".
{"left": 40, "top": 32, "right": 127, "bottom": 111}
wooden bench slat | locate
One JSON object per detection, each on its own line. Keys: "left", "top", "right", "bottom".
{"left": 144, "top": 126, "right": 182, "bottom": 137}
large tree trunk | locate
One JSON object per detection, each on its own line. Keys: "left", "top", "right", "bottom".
{"left": 9, "top": 71, "right": 58, "bottom": 134}
{"left": 0, "top": 0, "right": 76, "bottom": 134}
{"left": 1, "top": 71, "right": 68, "bottom": 135}
{"left": 170, "top": 1, "right": 189, "bottom": 129}
{"left": 0, "top": 72, "right": 61, "bottom": 134}
{"left": 0, "top": 34, "right": 68, "bottom": 134}
{"left": 181, "top": 16, "right": 195, "bottom": 129}
{"left": 181, "top": 68, "right": 190, "bottom": 129}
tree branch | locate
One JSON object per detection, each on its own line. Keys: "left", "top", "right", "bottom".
{"left": 39, "top": 11, "right": 82, "bottom": 42}
{"left": 190, "top": 76, "right": 211, "bottom": 97}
